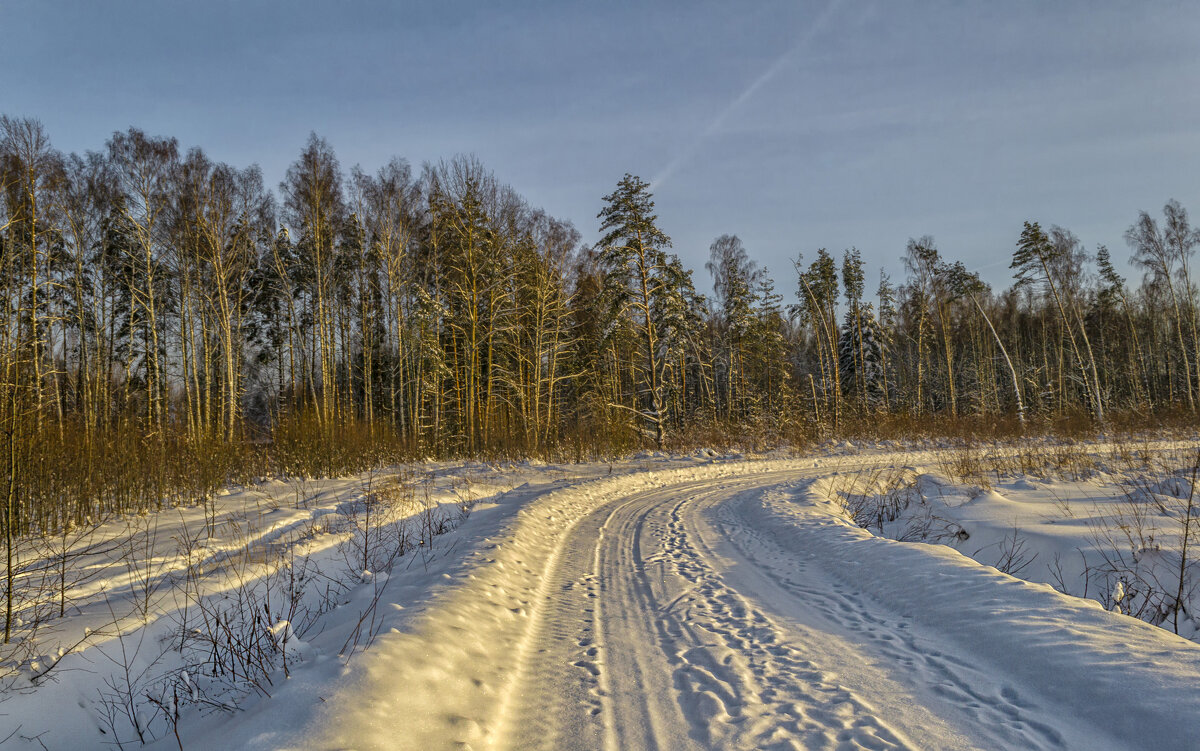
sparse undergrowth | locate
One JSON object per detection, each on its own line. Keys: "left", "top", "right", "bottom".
{"left": 0, "top": 463, "right": 486, "bottom": 749}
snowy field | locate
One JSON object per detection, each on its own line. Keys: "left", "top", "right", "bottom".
{"left": 1, "top": 440, "right": 1199, "bottom": 749}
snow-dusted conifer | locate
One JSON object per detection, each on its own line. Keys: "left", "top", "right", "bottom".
{"left": 838, "top": 304, "right": 885, "bottom": 409}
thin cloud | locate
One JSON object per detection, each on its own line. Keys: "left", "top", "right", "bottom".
{"left": 651, "top": 0, "right": 844, "bottom": 191}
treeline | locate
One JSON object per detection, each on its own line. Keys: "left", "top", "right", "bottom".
{"left": 2, "top": 115, "right": 1199, "bottom": 528}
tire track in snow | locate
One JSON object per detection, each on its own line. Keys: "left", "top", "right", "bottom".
{"left": 504, "top": 475, "right": 916, "bottom": 750}
{"left": 499, "top": 496, "right": 626, "bottom": 750}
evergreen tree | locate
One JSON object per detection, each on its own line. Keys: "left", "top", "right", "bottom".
{"left": 793, "top": 249, "right": 841, "bottom": 426}
{"left": 944, "top": 261, "right": 1026, "bottom": 425}
{"left": 837, "top": 304, "right": 884, "bottom": 409}
{"left": 747, "top": 274, "right": 791, "bottom": 416}
{"left": 597, "top": 174, "right": 673, "bottom": 448}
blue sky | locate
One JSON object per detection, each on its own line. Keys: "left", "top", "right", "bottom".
{"left": 4, "top": 0, "right": 1198, "bottom": 296}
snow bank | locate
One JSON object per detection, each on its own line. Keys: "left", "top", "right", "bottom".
{"left": 757, "top": 480, "right": 1200, "bottom": 749}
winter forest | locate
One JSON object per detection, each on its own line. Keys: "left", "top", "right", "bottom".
{"left": 5, "top": 0, "right": 1200, "bottom": 744}
{"left": 1, "top": 115, "right": 1199, "bottom": 540}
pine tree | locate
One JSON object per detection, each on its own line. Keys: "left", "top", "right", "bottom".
{"left": 597, "top": 174, "right": 673, "bottom": 448}
{"left": 747, "top": 275, "right": 791, "bottom": 416}
{"left": 1097, "top": 244, "right": 1149, "bottom": 407}
{"left": 793, "top": 249, "right": 840, "bottom": 426}
{"left": 842, "top": 248, "right": 867, "bottom": 412}
{"left": 837, "top": 304, "right": 884, "bottom": 409}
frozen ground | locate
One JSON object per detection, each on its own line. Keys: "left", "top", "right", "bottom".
{"left": 2, "top": 441, "right": 1199, "bottom": 749}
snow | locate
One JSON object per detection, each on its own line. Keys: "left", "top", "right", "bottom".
{"left": 2, "top": 443, "right": 1199, "bottom": 749}
{"left": 768, "top": 476, "right": 1200, "bottom": 749}
{"left": 819, "top": 443, "right": 1200, "bottom": 631}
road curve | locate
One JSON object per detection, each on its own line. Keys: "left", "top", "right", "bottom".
{"left": 496, "top": 471, "right": 1103, "bottom": 751}
{"left": 295, "top": 458, "right": 1200, "bottom": 751}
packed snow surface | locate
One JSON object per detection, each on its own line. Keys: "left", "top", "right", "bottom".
{"left": 3, "top": 444, "right": 1200, "bottom": 749}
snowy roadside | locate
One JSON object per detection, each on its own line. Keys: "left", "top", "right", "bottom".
{"left": 816, "top": 438, "right": 1200, "bottom": 638}
{"left": 238, "top": 457, "right": 832, "bottom": 750}
{"left": 227, "top": 441, "right": 1200, "bottom": 750}
{"left": 3, "top": 438, "right": 1199, "bottom": 749}
{"left": 759, "top": 472, "right": 1200, "bottom": 749}
{"left": 0, "top": 452, "right": 756, "bottom": 750}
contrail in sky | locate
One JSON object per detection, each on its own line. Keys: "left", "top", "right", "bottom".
{"left": 650, "top": 0, "right": 845, "bottom": 191}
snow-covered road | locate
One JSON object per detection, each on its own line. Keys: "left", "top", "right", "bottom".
{"left": 499, "top": 473, "right": 927, "bottom": 750}
{"left": 281, "top": 459, "right": 1200, "bottom": 751}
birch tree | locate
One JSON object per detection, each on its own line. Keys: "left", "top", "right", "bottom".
{"left": 1014, "top": 221, "right": 1104, "bottom": 420}
{"left": 281, "top": 134, "right": 344, "bottom": 424}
